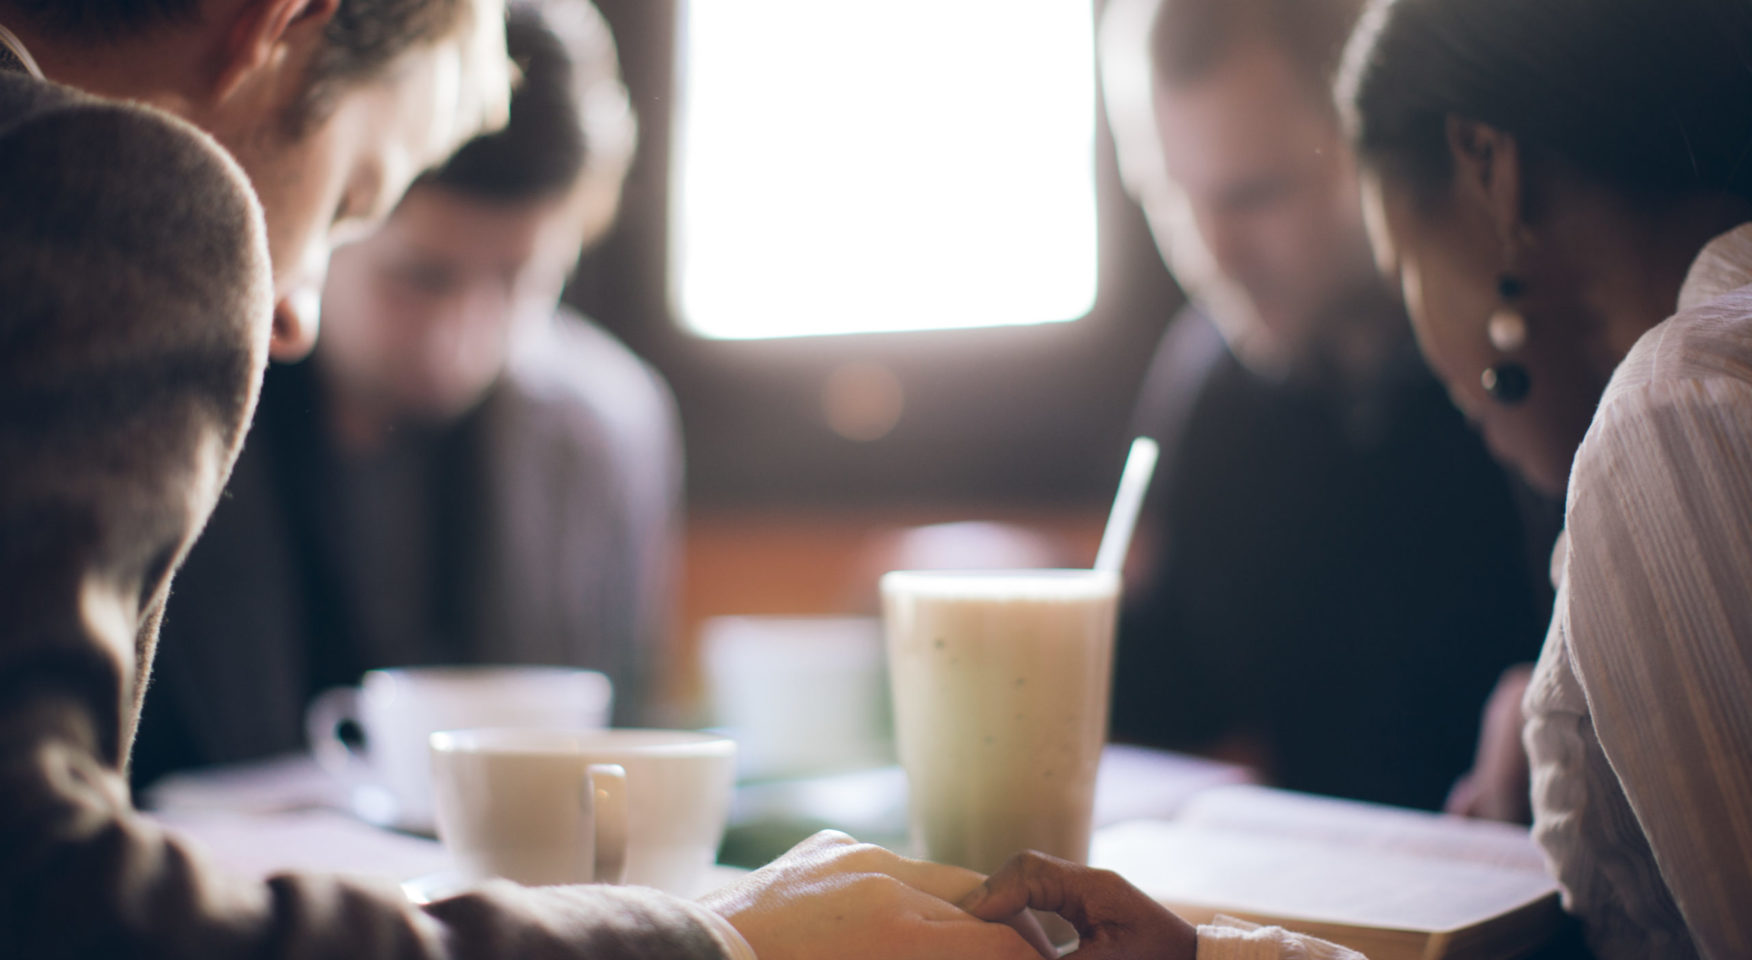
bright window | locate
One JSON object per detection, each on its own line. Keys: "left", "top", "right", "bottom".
{"left": 672, "top": 0, "right": 1099, "bottom": 340}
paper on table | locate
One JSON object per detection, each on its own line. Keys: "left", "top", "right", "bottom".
{"left": 1090, "top": 786, "right": 1563, "bottom": 960}
{"left": 143, "top": 752, "right": 351, "bottom": 816}
{"left": 1093, "top": 820, "right": 1556, "bottom": 933}
{"left": 1093, "top": 745, "right": 1256, "bottom": 827}
{"left": 149, "top": 808, "right": 450, "bottom": 884}
{"left": 1177, "top": 784, "right": 1548, "bottom": 872}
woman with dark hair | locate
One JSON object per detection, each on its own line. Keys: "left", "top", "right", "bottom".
{"left": 1338, "top": 1, "right": 1752, "bottom": 955}
{"left": 960, "top": 0, "right": 1752, "bottom": 957}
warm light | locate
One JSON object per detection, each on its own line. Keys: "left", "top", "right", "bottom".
{"left": 821, "top": 361, "right": 906, "bottom": 441}
{"left": 672, "top": 0, "right": 1099, "bottom": 340}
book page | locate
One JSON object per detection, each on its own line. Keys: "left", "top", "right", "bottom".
{"left": 149, "top": 808, "right": 450, "bottom": 884}
{"left": 1094, "top": 744, "right": 1257, "bottom": 826}
{"left": 1090, "top": 820, "right": 1559, "bottom": 935}
{"left": 1176, "top": 785, "right": 1550, "bottom": 873}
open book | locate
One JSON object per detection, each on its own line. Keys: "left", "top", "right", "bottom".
{"left": 1090, "top": 785, "right": 1564, "bottom": 960}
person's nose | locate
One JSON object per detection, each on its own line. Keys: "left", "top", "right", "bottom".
{"left": 436, "top": 278, "right": 513, "bottom": 341}
{"left": 465, "top": 278, "right": 516, "bottom": 327}
{"left": 270, "top": 296, "right": 319, "bottom": 361}
{"left": 269, "top": 246, "right": 332, "bottom": 363}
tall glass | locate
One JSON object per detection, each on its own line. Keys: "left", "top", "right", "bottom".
{"left": 881, "top": 569, "right": 1120, "bottom": 873}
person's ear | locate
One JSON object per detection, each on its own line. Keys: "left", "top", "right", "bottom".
{"left": 211, "top": 0, "right": 342, "bottom": 104}
{"left": 1445, "top": 116, "right": 1529, "bottom": 252}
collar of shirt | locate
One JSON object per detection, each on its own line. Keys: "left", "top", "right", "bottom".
{"left": 1678, "top": 220, "right": 1752, "bottom": 312}
{"left": 0, "top": 21, "right": 44, "bottom": 79}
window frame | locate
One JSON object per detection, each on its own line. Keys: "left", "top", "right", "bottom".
{"left": 568, "top": 0, "right": 1182, "bottom": 509}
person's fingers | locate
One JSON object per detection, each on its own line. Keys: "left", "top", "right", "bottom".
{"left": 997, "top": 907, "right": 1059, "bottom": 959}
{"left": 1445, "top": 771, "right": 1480, "bottom": 816}
{"left": 918, "top": 916, "right": 1058, "bottom": 960}
{"left": 861, "top": 871, "right": 1047, "bottom": 958}
{"left": 794, "top": 829, "right": 860, "bottom": 857}
{"left": 966, "top": 854, "right": 1202, "bottom": 960}
{"left": 860, "top": 873, "right": 976, "bottom": 924}
{"left": 835, "top": 844, "right": 989, "bottom": 904}
{"left": 959, "top": 851, "right": 1082, "bottom": 921}
{"left": 961, "top": 852, "right": 1141, "bottom": 931}
{"left": 822, "top": 844, "right": 1057, "bottom": 958}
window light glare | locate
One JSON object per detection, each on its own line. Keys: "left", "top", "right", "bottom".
{"left": 673, "top": 0, "right": 1099, "bottom": 340}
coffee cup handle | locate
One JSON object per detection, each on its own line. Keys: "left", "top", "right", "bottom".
{"left": 305, "top": 686, "right": 368, "bottom": 782}
{"left": 585, "top": 763, "right": 628, "bottom": 884}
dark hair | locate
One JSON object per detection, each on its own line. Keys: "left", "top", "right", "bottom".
{"left": 421, "top": 0, "right": 633, "bottom": 203}
{"left": 6, "top": 0, "right": 200, "bottom": 33}
{"left": 12, "top": 0, "right": 467, "bottom": 124}
{"left": 1341, "top": 0, "right": 1752, "bottom": 205}
{"left": 1149, "top": 0, "right": 1368, "bottom": 94}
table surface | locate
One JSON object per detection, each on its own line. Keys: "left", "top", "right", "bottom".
{"left": 145, "top": 744, "right": 1256, "bottom": 886}
{"left": 144, "top": 748, "right": 1572, "bottom": 959}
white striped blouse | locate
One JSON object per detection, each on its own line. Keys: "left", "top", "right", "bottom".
{"left": 1198, "top": 224, "right": 1752, "bottom": 960}
{"left": 1523, "top": 222, "right": 1752, "bottom": 960}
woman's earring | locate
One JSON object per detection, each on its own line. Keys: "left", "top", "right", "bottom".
{"left": 1482, "top": 364, "right": 1531, "bottom": 404}
{"left": 1482, "top": 274, "right": 1531, "bottom": 405}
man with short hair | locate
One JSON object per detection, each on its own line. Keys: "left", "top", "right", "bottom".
{"left": 0, "top": 3, "right": 1061, "bottom": 956}
{"left": 1100, "top": 0, "right": 1554, "bottom": 811}
{"left": 130, "top": 0, "right": 681, "bottom": 788}
{"left": 1, "top": 0, "right": 510, "bottom": 361}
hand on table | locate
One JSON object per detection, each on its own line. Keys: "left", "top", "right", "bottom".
{"left": 700, "top": 831, "right": 1055, "bottom": 960}
{"left": 960, "top": 851, "right": 1198, "bottom": 960}
{"left": 1446, "top": 663, "right": 1534, "bottom": 824}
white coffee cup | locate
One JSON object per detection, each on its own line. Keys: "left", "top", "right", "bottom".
{"left": 702, "top": 615, "right": 892, "bottom": 778}
{"left": 306, "top": 666, "right": 613, "bottom": 831}
{"left": 430, "top": 733, "right": 629, "bottom": 887}
{"left": 428, "top": 728, "right": 737, "bottom": 896}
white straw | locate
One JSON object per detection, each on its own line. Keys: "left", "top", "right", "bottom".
{"left": 1094, "top": 437, "right": 1160, "bottom": 574}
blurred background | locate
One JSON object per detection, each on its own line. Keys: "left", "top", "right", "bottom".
{"left": 140, "top": 0, "right": 1551, "bottom": 828}
{"left": 569, "top": 0, "right": 1178, "bottom": 713}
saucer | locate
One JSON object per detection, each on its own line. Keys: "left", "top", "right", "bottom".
{"left": 351, "top": 784, "right": 440, "bottom": 836}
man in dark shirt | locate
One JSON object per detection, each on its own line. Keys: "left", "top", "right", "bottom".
{"left": 1099, "top": 0, "right": 1557, "bottom": 810}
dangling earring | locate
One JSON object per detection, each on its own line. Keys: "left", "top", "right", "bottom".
{"left": 1482, "top": 274, "right": 1531, "bottom": 405}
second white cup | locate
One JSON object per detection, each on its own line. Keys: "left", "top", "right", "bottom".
{"left": 306, "top": 665, "right": 613, "bottom": 831}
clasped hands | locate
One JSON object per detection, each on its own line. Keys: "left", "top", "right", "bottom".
{"left": 700, "top": 831, "right": 1198, "bottom": 960}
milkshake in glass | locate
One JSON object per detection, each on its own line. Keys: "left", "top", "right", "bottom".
{"left": 881, "top": 569, "right": 1120, "bottom": 873}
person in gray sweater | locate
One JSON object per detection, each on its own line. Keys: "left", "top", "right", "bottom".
{"left": 0, "top": 1, "right": 1061, "bottom": 957}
